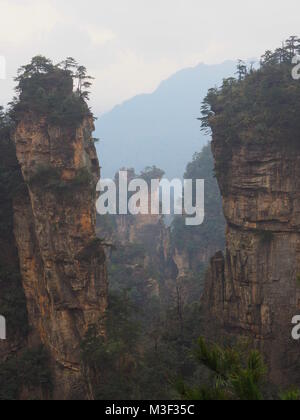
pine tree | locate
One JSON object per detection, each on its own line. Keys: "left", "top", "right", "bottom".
{"left": 16, "top": 56, "right": 53, "bottom": 82}
{"left": 75, "top": 66, "right": 94, "bottom": 100}
{"left": 285, "top": 36, "right": 300, "bottom": 59}
{"left": 176, "top": 337, "right": 300, "bottom": 401}
{"left": 236, "top": 60, "right": 247, "bottom": 80}
{"left": 176, "top": 337, "right": 266, "bottom": 400}
{"left": 59, "top": 57, "right": 78, "bottom": 73}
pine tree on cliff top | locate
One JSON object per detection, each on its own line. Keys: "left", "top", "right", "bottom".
{"left": 200, "top": 37, "right": 300, "bottom": 150}
{"left": 9, "top": 56, "right": 94, "bottom": 127}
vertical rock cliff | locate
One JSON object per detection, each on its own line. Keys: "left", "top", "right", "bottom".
{"left": 98, "top": 212, "right": 177, "bottom": 298}
{"left": 11, "top": 113, "right": 108, "bottom": 399}
{"left": 203, "top": 138, "right": 300, "bottom": 388}
{"left": 200, "top": 45, "right": 300, "bottom": 388}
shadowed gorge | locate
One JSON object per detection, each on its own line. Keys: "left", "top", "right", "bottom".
{"left": 2, "top": 35, "right": 300, "bottom": 402}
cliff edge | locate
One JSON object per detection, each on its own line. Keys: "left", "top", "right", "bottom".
{"left": 0, "top": 57, "right": 108, "bottom": 400}
{"left": 201, "top": 45, "right": 300, "bottom": 388}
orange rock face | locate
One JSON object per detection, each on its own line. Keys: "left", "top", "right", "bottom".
{"left": 12, "top": 115, "right": 108, "bottom": 399}
{"left": 202, "top": 139, "right": 300, "bottom": 388}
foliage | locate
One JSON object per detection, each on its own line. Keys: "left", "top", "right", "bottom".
{"left": 81, "top": 288, "right": 206, "bottom": 400}
{"left": 0, "top": 266, "right": 28, "bottom": 339}
{"left": 28, "top": 165, "right": 62, "bottom": 189}
{"left": 177, "top": 337, "right": 300, "bottom": 401}
{"left": 19, "top": 347, "right": 53, "bottom": 392}
{"left": 78, "top": 238, "right": 107, "bottom": 262}
{"left": 0, "top": 133, "right": 28, "bottom": 339}
{"left": 81, "top": 291, "right": 142, "bottom": 400}
{"left": 94, "top": 152, "right": 216, "bottom": 399}
{"left": 4, "top": 41, "right": 300, "bottom": 400}
{"left": 171, "top": 144, "right": 225, "bottom": 256}
{"left": 0, "top": 106, "right": 12, "bottom": 137}
{"left": 0, "top": 346, "right": 52, "bottom": 400}
{"left": 200, "top": 37, "right": 300, "bottom": 160}
{"left": 140, "top": 166, "right": 165, "bottom": 185}
{"left": 72, "top": 168, "right": 93, "bottom": 187}
{"left": 177, "top": 338, "right": 266, "bottom": 400}
{"left": 28, "top": 165, "right": 93, "bottom": 193}
{"left": 280, "top": 389, "right": 300, "bottom": 401}
{"left": 9, "top": 55, "right": 94, "bottom": 127}
{"left": 81, "top": 223, "right": 207, "bottom": 400}
{"left": 110, "top": 165, "right": 165, "bottom": 213}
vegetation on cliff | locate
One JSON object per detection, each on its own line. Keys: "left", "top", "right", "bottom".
{"left": 200, "top": 36, "right": 300, "bottom": 176}
{"left": 28, "top": 165, "right": 94, "bottom": 195}
{"left": 0, "top": 346, "right": 52, "bottom": 400}
{"left": 140, "top": 166, "right": 165, "bottom": 185}
{"left": 81, "top": 286, "right": 205, "bottom": 400}
{"left": 9, "top": 55, "right": 93, "bottom": 127}
{"left": 0, "top": 56, "right": 104, "bottom": 400}
{"left": 94, "top": 181, "right": 207, "bottom": 399}
{"left": 0, "top": 113, "right": 28, "bottom": 340}
{"left": 178, "top": 338, "right": 299, "bottom": 401}
{"left": 3, "top": 40, "right": 300, "bottom": 399}
{"left": 92, "top": 147, "right": 227, "bottom": 399}
{"left": 199, "top": 36, "right": 300, "bottom": 397}
{"left": 0, "top": 106, "right": 11, "bottom": 137}
{"left": 171, "top": 144, "right": 225, "bottom": 260}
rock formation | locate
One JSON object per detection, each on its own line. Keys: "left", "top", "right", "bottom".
{"left": 9, "top": 113, "right": 108, "bottom": 399}
{"left": 0, "top": 105, "right": 108, "bottom": 398}
{"left": 202, "top": 138, "right": 300, "bottom": 388}
{"left": 98, "top": 212, "right": 176, "bottom": 298}
{"left": 97, "top": 208, "right": 206, "bottom": 311}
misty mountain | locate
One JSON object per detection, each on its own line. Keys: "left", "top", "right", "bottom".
{"left": 96, "top": 61, "right": 237, "bottom": 179}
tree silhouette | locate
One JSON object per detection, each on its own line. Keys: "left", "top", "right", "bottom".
{"left": 236, "top": 60, "right": 247, "bottom": 80}
{"left": 177, "top": 337, "right": 299, "bottom": 401}
{"left": 60, "top": 57, "right": 78, "bottom": 73}
{"left": 10, "top": 56, "right": 94, "bottom": 126}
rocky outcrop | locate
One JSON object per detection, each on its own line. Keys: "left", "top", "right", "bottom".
{"left": 202, "top": 138, "right": 300, "bottom": 388}
{"left": 98, "top": 209, "right": 207, "bottom": 311}
{"left": 98, "top": 213, "right": 176, "bottom": 295}
{"left": 12, "top": 114, "right": 108, "bottom": 399}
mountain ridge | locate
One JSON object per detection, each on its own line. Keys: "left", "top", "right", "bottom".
{"left": 96, "top": 60, "right": 238, "bottom": 178}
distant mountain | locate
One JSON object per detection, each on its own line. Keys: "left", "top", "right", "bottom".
{"left": 96, "top": 61, "right": 237, "bottom": 179}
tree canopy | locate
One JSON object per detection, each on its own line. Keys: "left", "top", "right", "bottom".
{"left": 140, "top": 165, "right": 165, "bottom": 185}
{"left": 0, "top": 106, "right": 12, "bottom": 136}
{"left": 9, "top": 55, "right": 94, "bottom": 127}
{"left": 177, "top": 337, "right": 300, "bottom": 401}
{"left": 200, "top": 37, "right": 300, "bottom": 150}
{"left": 171, "top": 144, "right": 225, "bottom": 259}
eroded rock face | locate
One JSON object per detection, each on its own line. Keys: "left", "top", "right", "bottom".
{"left": 13, "top": 115, "right": 108, "bottom": 399}
{"left": 203, "top": 139, "right": 300, "bottom": 388}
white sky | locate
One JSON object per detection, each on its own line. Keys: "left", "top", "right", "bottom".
{"left": 0, "top": 0, "right": 300, "bottom": 114}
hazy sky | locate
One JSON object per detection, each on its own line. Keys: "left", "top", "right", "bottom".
{"left": 1, "top": 0, "right": 300, "bottom": 114}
